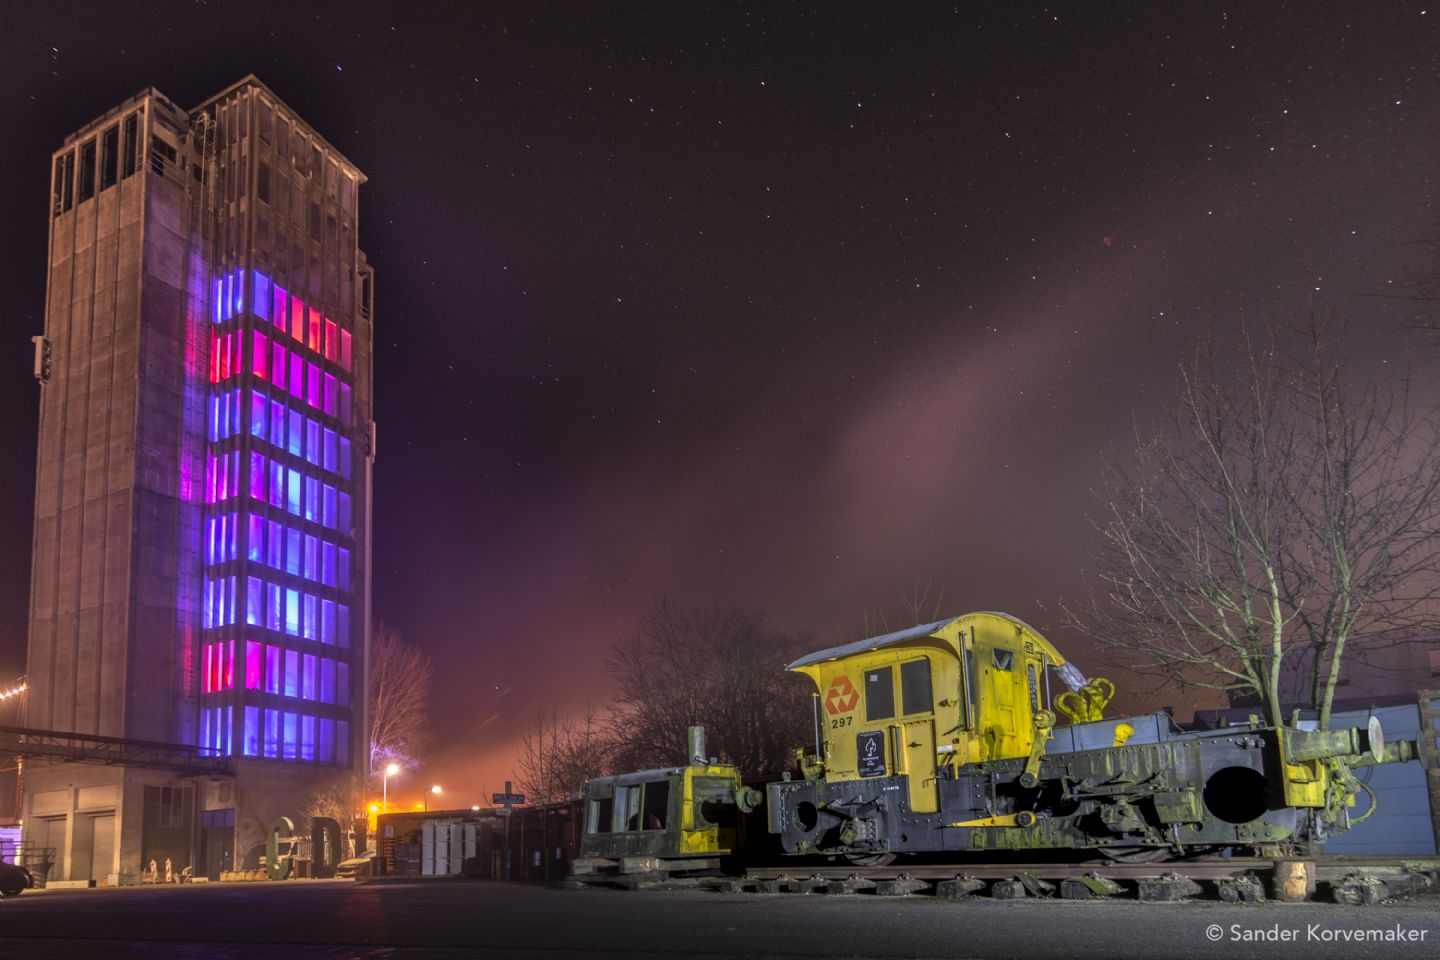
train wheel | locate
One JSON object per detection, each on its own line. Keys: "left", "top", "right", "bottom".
{"left": 844, "top": 852, "right": 897, "bottom": 867}
{"left": 1099, "top": 846, "right": 1170, "bottom": 864}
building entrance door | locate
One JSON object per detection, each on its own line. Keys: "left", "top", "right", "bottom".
{"left": 88, "top": 815, "right": 115, "bottom": 883}
{"left": 199, "top": 808, "right": 235, "bottom": 880}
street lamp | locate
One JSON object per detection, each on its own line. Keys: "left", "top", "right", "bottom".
{"left": 425, "top": 784, "right": 442, "bottom": 812}
{"left": 383, "top": 763, "right": 400, "bottom": 812}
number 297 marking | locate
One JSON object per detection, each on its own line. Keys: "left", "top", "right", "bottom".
{"left": 830, "top": 716, "right": 852, "bottom": 729}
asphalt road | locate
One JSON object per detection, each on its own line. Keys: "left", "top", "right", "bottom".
{"left": 0, "top": 879, "right": 1436, "bottom": 960}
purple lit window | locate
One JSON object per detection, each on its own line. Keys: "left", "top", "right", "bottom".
{"left": 319, "top": 717, "right": 335, "bottom": 763}
{"left": 287, "top": 469, "right": 301, "bottom": 516}
{"left": 250, "top": 392, "right": 267, "bottom": 439}
{"left": 322, "top": 484, "right": 336, "bottom": 529}
{"left": 323, "top": 374, "right": 337, "bottom": 417}
{"left": 338, "top": 548, "right": 351, "bottom": 592}
{"left": 322, "top": 542, "right": 336, "bottom": 587}
{"left": 254, "top": 272, "right": 272, "bottom": 321}
{"left": 286, "top": 527, "right": 301, "bottom": 576}
{"left": 307, "top": 363, "right": 321, "bottom": 409}
{"left": 339, "top": 492, "right": 352, "bottom": 532}
{"left": 243, "top": 706, "right": 259, "bottom": 756}
{"left": 340, "top": 330, "right": 352, "bottom": 371}
{"left": 302, "top": 654, "right": 317, "bottom": 701}
{"left": 307, "top": 420, "right": 321, "bottom": 466}
{"left": 337, "top": 719, "right": 350, "bottom": 766}
{"left": 303, "top": 593, "right": 317, "bottom": 640}
{"left": 272, "top": 284, "right": 288, "bottom": 333}
{"left": 323, "top": 429, "right": 337, "bottom": 473}
{"left": 284, "top": 649, "right": 299, "bottom": 697}
{"left": 337, "top": 663, "right": 350, "bottom": 707}
{"left": 270, "top": 462, "right": 285, "bottom": 510}
{"left": 270, "top": 400, "right": 286, "bottom": 447}
{"left": 246, "top": 576, "right": 262, "bottom": 626}
{"left": 338, "top": 438, "right": 352, "bottom": 479}
{"left": 301, "top": 715, "right": 316, "bottom": 761}
{"left": 263, "top": 709, "right": 279, "bottom": 758}
{"left": 249, "top": 451, "right": 266, "bottom": 502}
{"left": 267, "top": 520, "right": 283, "bottom": 569}
{"left": 337, "top": 604, "right": 350, "bottom": 649}
{"left": 283, "top": 712, "right": 298, "bottom": 760}
{"left": 247, "top": 514, "right": 263, "bottom": 563}
{"left": 320, "top": 658, "right": 336, "bottom": 704}
{"left": 266, "top": 582, "right": 283, "bottom": 634}
{"left": 288, "top": 410, "right": 303, "bottom": 457}
{"left": 339, "top": 383, "right": 352, "bottom": 425}
{"left": 320, "top": 599, "right": 336, "bottom": 645}
{"left": 304, "top": 535, "right": 318, "bottom": 581}
{"left": 305, "top": 477, "right": 319, "bottom": 523}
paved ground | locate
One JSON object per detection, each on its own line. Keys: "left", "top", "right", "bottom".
{"left": 0, "top": 879, "right": 1436, "bottom": 959}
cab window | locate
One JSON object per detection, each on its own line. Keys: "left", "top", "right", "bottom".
{"left": 992, "top": 648, "right": 1014, "bottom": 671}
{"left": 900, "top": 658, "right": 932, "bottom": 715}
{"left": 865, "top": 666, "right": 895, "bottom": 721}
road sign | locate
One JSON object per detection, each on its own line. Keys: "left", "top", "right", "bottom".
{"left": 492, "top": 792, "right": 525, "bottom": 806}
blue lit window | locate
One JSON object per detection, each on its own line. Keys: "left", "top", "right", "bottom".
{"left": 339, "top": 492, "right": 352, "bottom": 532}
{"left": 304, "top": 535, "right": 318, "bottom": 581}
{"left": 264, "top": 708, "right": 280, "bottom": 758}
{"left": 303, "top": 594, "right": 317, "bottom": 640}
{"left": 321, "top": 658, "right": 336, "bottom": 704}
{"left": 288, "top": 410, "right": 303, "bottom": 457}
{"left": 266, "top": 646, "right": 281, "bottom": 696}
{"left": 320, "top": 599, "right": 335, "bottom": 645}
{"left": 301, "top": 715, "right": 316, "bottom": 761}
{"left": 249, "top": 452, "right": 266, "bottom": 502}
{"left": 267, "top": 520, "right": 283, "bottom": 569}
{"left": 285, "top": 588, "right": 300, "bottom": 636}
{"left": 283, "top": 712, "right": 298, "bottom": 760}
{"left": 287, "top": 469, "right": 301, "bottom": 516}
{"left": 339, "top": 437, "right": 352, "bottom": 479}
{"left": 302, "top": 654, "right": 317, "bottom": 701}
{"left": 248, "top": 515, "right": 264, "bottom": 563}
{"left": 307, "top": 420, "right": 320, "bottom": 466}
{"left": 322, "top": 485, "right": 336, "bottom": 529}
{"left": 320, "top": 717, "right": 335, "bottom": 763}
{"left": 250, "top": 391, "right": 267, "bottom": 439}
{"left": 254, "top": 271, "right": 272, "bottom": 321}
{"left": 322, "top": 542, "right": 336, "bottom": 587}
{"left": 270, "top": 462, "right": 285, "bottom": 510}
{"left": 266, "top": 582, "right": 283, "bottom": 633}
{"left": 323, "top": 429, "right": 337, "bottom": 473}
{"left": 338, "top": 547, "right": 351, "bottom": 592}
{"left": 270, "top": 400, "right": 287, "bottom": 447}
{"left": 305, "top": 477, "right": 319, "bottom": 523}
{"left": 284, "top": 649, "right": 299, "bottom": 698}
{"left": 286, "top": 527, "right": 301, "bottom": 576}
{"left": 246, "top": 576, "right": 262, "bottom": 626}
{"left": 243, "top": 706, "right": 260, "bottom": 757}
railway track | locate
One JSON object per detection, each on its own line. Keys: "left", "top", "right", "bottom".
{"left": 567, "top": 855, "right": 1440, "bottom": 904}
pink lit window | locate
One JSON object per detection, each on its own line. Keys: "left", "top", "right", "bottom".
{"left": 289, "top": 354, "right": 304, "bottom": 400}
{"left": 224, "top": 640, "right": 235, "bottom": 690}
{"left": 308, "top": 307, "right": 321, "bottom": 352}
{"left": 253, "top": 331, "right": 270, "bottom": 380}
{"left": 340, "top": 329, "right": 352, "bottom": 371}
{"left": 208, "top": 331, "right": 220, "bottom": 384}
{"left": 307, "top": 363, "right": 321, "bottom": 409}
{"left": 246, "top": 641, "right": 263, "bottom": 690}
{"left": 324, "top": 319, "right": 338, "bottom": 361}
{"left": 272, "top": 284, "right": 289, "bottom": 334}
{"left": 272, "top": 342, "right": 288, "bottom": 390}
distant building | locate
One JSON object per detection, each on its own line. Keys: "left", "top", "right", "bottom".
{"left": 24, "top": 76, "right": 374, "bottom": 882}
{"left": 1221, "top": 630, "right": 1440, "bottom": 716}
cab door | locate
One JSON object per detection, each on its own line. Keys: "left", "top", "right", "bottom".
{"left": 898, "top": 657, "right": 938, "bottom": 814}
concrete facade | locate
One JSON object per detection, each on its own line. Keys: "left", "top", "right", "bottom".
{"left": 24, "top": 78, "right": 373, "bottom": 883}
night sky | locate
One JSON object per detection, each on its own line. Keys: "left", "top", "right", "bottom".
{"left": 1, "top": 3, "right": 1437, "bottom": 806}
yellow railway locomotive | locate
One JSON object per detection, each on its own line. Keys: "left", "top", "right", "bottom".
{"left": 768, "top": 612, "right": 1411, "bottom": 864}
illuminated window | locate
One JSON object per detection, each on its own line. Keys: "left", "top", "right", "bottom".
{"left": 249, "top": 452, "right": 266, "bottom": 501}
{"left": 303, "top": 594, "right": 317, "bottom": 640}
{"left": 266, "top": 583, "right": 283, "bottom": 633}
{"left": 323, "top": 374, "right": 337, "bottom": 417}
{"left": 320, "top": 717, "right": 335, "bottom": 763}
{"left": 243, "top": 706, "right": 260, "bottom": 756}
{"left": 250, "top": 392, "right": 267, "bottom": 439}
{"left": 254, "top": 272, "right": 272, "bottom": 321}
{"left": 267, "top": 520, "right": 283, "bottom": 569}
{"left": 324, "top": 320, "right": 338, "bottom": 361}
{"left": 302, "top": 654, "right": 317, "bottom": 701}
{"left": 322, "top": 484, "right": 336, "bottom": 529}
{"left": 307, "top": 420, "right": 321, "bottom": 466}
{"left": 272, "top": 283, "right": 288, "bottom": 331}
{"left": 284, "top": 650, "right": 299, "bottom": 697}
{"left": 340, "top": 330, "right": 353, "bottom": 371}
{"left": 321, "top": 658, "right": 336, "bottom": 704}
{"left": 322, "top": 542, "right": 336, "bottom": 587}
{"left": 246, "top": 576, "right": 262, "bottom": 626}
{"left": 286, "top": 527, "right": 301, "bottom": 576}
{"left": 270, "top": 461, "right": 285, "bottom": 510}
{"left": 271, "top": 342, "right": 287, "bottom": 389}
{"left": 304, "top": 535, "right": 319, "bottom": 581}
{"left": 283, "top": 712, "right": 298, "bottom": 760}
{"left": 301, "top": 715, "right": 317, "bottom": 761}
{"left": 337, "top": 604, "right": 350, "bottom": 648}
{"left": 265, "top": 644, "right": 281, "bottom": 695}
{"left": 337, "top": 664, "right": 351, "bottom": 707}
{"left": 263, "top": 708, "right": 280, "bottom": 758}
{"left": 307, "top": 362, "right": 321, "bottom": 409}
{"left": 270, "top": 400, "right": 287, "bottom": 446}
{"left": 245, "top": 641, "right": 263, "bottom": 690}
{"left": 288, "top": 409, "right": 303, "bottom": 457}
{"left": 323, "top": 429, "right": 337, "bottom": 473}
{"left": 290, "top": 353, "right": 304, "bottom": 401}
{"left": 339, "top": 492, "right": 352, "bottom": 531}
{"left": 305, "top": 477, "right": 319, "bottom": 522}
{"left": 339, "top": 383, "right": 352, "bottom": 425}
{"left": 339, "top": 438, "right": 352, "bottom": 479}
{"left": 308, "top": 307, "right": 321, "bottom": 352}
{"left": 320, "top": 599, "right": 336, "bottom": 645}
{"left": 253, "top": 331, "right": 270, "bottom": 380}
{"left": 338, "top": 548, "right": 352, "bottom": 592}
{"left": 247, "top": 515, "right": 263, "bottom": 563}
{"left": 287, "top": 469, "right": 301, "bottom": 516}
{"left": 285, "top": 589, "right": 300, "bottom": 636}
{"left": 290, "top": 295, "right": 305, "bottom": 343}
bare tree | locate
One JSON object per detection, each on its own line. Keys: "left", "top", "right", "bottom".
{"left": 604, "top": 599, "right": 815, "bottom": 777}
{"left": 1064, "top": 319, "right": 1440, "bottom": 728}
{"left": 861, "top": 577, "right": 945, "bottom": 638}
{"left": 369, "top": 622, "right": 433, "bottom": 773}
{"left": 514, "top": 705, "right": 611, "bottom": 805}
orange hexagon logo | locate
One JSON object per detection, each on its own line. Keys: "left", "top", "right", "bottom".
{"left": 824, "top": 674, "right": 860, "bottom": 715}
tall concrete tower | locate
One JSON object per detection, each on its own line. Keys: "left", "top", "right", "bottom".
{"left": 24, "top": 76, "right": 373, "bottom": 882}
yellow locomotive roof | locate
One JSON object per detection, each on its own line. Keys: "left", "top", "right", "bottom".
{"left": 787, "top": 611, "right": 1067, "bottom": 670}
